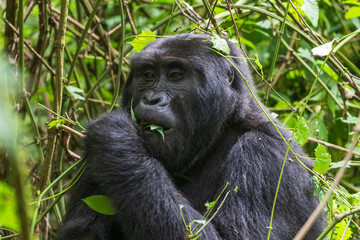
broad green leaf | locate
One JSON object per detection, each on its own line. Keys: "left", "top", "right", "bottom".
{"left": 65, "top": 85, "right": 85, "bottom": 100}
{"left": 129, "top": 30, "right": 156, "bottom": 52}
{"left": 295, "top": 117, "right": 309, "bottom": 145}
{"left": 48, "top": 119, "right": 66, "bottom": 129}
{"left": 0, "top": 182, "right": 20, "bottom": 231}
{"left": 345, "top": 7, "right": 360, "bottom": 19}
{"left": 314, "top": 144, "right": 332, "bottom": 174}
{"left": 239, "top": 37, "right": 256, "bottom": 50}
{"left": 301, "top": 0, "right": 319, "bottom": 27}
{"left": 211, "top": 33, "right": 230, "bottom": 54}
{"left": 82, "top": 195, "right": 116, "bottom": 215}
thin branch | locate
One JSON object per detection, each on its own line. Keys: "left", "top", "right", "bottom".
{"left": 308, "top": 137, "right": 360, "bottom": 157}
{"left": 2, "top": 18, "right": 56, "bottom": 75}
{"left": 317, "top": 206, "right": 360, "bottom": 240}
{"left": 61, "top": 125, "right": 85, "bottom": 139}
{"left": 50, "top": 6, "right": 100, "bottom": 42}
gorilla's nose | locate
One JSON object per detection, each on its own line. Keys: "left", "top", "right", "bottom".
{"left": 141, "top": 90, "right": 169, "bottom": 108}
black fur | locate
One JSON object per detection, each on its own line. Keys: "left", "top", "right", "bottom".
{"left": 56, "top": 34, "right": 323, "bottom": 239}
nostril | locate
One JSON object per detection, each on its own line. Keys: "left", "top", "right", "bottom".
{"left": 142, "top": 91, "right": 169, "bottom": 107}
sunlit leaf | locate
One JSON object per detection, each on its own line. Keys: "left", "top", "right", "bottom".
{"left": 0, "top": 182, "right": 20, "bottom": 231}
{"left": 311, "top": 39, "right": 336, "bottom": 57}
{"left": 211, "top": 33, "right": 230, "bottom": 54}
{"left": 48, "top": 119, "right": 66, "bottom": 129}
{"left": 129, "top": 30, "right": 156, "bottom": 52}
{"left": 301, "top": 0, "right": 319, "bottom": 27}
{"left": 82, "top": 195, "right": 116, "bottom": 215}
{"left": 65, "top": 85, "right": 85, "bottom": 100}
{"left": 314, "top": 144, "right": 332, "bottom": 174}
{"left": 345, "top": 7, "right": 360, "bottom": 19}
{"left": 327, "top": 219, "right": 353, "bottom": 240}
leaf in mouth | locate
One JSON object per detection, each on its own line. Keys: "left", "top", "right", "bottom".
{"left": 142, "top": 124, "right": 165, "bottom": 142}
{"left": 130, "top": 98, "right": 137, "bottom": 122}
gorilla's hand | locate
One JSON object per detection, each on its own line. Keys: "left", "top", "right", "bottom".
{"left": 85, "top": 111, "right": 143, "bottom": 160}
{"left": 84, "top": 110, "right": 221, "bottom": 239}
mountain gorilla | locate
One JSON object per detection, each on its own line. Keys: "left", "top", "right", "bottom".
{"left": 56, "top": 34, "right": 323, "bottom": 239}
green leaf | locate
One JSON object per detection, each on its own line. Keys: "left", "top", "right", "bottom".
{"left": 314, "top": 144, "right": 332, "bottom": 174}
{"left": 193, "top": 220, "right": 206, "bottom": 225}
{"left": 48, "top": 119, "right": 66, "bottom": 129}
{"left": 295, "top": 117, "right": 309, "bottom": 145}
{"left": 65, "top": 85, "right": 85, "bottom": 100}
{"left": 0, "top": 182, "right": 20, "bottom": 231}
{"left": 129, "top": 30, "right": 156, "bottom": 52}
{"left": 345, "top": 7, "right": 360, "bottom": 19}
{"left": 327, "top": 219, "right": 353, "bottom": 240}
{"left": 130, "top": 98, "right": 137, "bottom": 122}
{"left": 205, "top": 201, "right": 216, "bottom": 211}
{"left": 211, "top": 33, "right": 230, "bottom": 54}
{"left": 301, "top": 0, "right": 319, "bottom": 27}
{"left": 143, "top": 124, "right": 165, "bottom": 142}
{"left": 340, "top": 116, "right": 359, "bottom": 124}
{"left": 82, "top": 195, "right": 116, "bottom": 215}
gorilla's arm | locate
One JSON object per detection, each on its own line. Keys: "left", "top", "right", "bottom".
{"left": 83, "top": 110, "right": 221, "bottom": 240}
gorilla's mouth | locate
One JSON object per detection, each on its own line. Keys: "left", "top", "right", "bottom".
{"left": 139, "top": 120, "right": 171, "bottom": 131}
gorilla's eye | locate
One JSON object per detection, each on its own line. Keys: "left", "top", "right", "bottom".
{"left": 168, "top": 72, "right": 182, "bottom": 80}
{"left": 143, "top": 72, "right": 155, "bottom": 80}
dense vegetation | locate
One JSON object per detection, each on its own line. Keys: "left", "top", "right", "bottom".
{"left": 0, "top": 0, "right": 359, "bottom": 239}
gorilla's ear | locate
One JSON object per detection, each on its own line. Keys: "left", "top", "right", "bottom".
{"left": 227, "top": 68, "right": 235, "bottom": 86}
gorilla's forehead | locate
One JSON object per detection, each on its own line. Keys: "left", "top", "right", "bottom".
{"left": 131, "top": 37, "right": 217, "bottom": 68}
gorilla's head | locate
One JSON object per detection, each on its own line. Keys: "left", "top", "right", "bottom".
{"left": 122, "top": 34, "right": 256, "bottom": 171}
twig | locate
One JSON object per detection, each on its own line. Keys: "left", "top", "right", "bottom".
{"left": 50, "top": 6, "right": 100, "bottom": 41}
{"left": 124, "top": 1, "right": 137, "bottom": 35}
{"left": 202, "top": 0, "right": 221, "bottom": 35}
{"left": 2, "top": 18, "right": 56, "bottom": 75}
{"left": 317, "top": 206, "right": 360, "bottom": 240}
{"left": 308, "top": 137, "right": 360, "bottom": 157}
{"left": 61, "top": 125, "right": 85, "bottom": 138}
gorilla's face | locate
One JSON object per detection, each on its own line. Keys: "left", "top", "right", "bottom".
{"left": 122, "top": 35, "right": 238, "bottom": 171}
{"left": 131, "top": 56, "right": 193, "bottom": 149}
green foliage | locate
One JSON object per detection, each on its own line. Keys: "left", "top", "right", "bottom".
{"left": 314, "top": 144, "right": 332, "bottom": 174}
{"left": 130, "top": 98, "right": 137, "bottom": 122}
{"left": 0, "top": 0, "right": 359, "bottom": 238}
{"left": 142, "top": 124, "right": 165, "bottom": 142}
{"left": 210, "top": 33, "right": 230, "bottom": 54}
{"left": 47, "top": 119, "right": 66, "bottom": 129}
{"left": 65, "top": 85, "right": 85, "bottom": 100}
{"left": 129, "top": 30, "right": 156, "bottom": 52}
{"left": 82, "top": 195, "right": 116, "bottom": 215}
{"left": 0, "top": 182, "right": 20, "bottom": 231}
{"left": 295, "top": 116, "right": 309, "bottom": 145}
{"left": 300, "top": 0, "right": 319, "bottom": 27}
